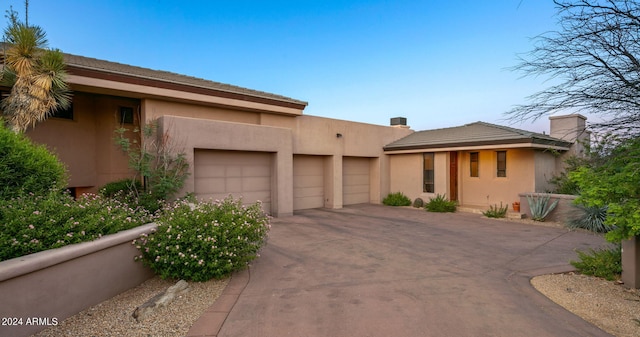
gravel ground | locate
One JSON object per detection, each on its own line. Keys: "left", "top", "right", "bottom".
{"left": 31, "top": 276, "right": 228, "bottom": 337}
{"left": 532, "top": 273, "right": 640, "bottom": 337}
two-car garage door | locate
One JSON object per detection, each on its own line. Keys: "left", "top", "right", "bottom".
{"left": 194, "top": 149, "right": 272, "bottom": 212}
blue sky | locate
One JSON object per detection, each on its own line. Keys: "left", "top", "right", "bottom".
{"left": 8, "top": 1, "right": 562, "bottom": 132}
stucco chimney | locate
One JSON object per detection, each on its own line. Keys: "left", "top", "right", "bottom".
{"left": 549, "top": 114, "right": 587, "bottom": 143}
{"left": 549, "top": 114, "right": 590, "bottom": 167}
{"left": 390, "top": 117, "right": 408, "bottom": 128}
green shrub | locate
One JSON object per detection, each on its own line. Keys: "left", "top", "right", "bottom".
{"left": 483, "top": 202, "right": 508, "bottom": 218}
{"left": 382, "top": 192, "right": 412, "bottom": 206}
{"left": 134, "top": 196, "right": 270, "bottom": 281}
{"left": 99, "top": 178, "right": 142, "bottom": 198}
{"left": 99, "top": 178, "right": 164, "bottom": 213}
{"left": 425, "top": 194, "right": 457, "bottom": 213}
{"left": 0, "top": 191, "right": 155, "bottom": 261}
{"left": 0, "top": 123, "right": 67, "bottom": 200}
{"left": 570, "top": 245, "right": 622, "bottom": 281}
{"left": 567, "top": 204, "right": 611, "bottom": 233}
{"left": 413, "top": 198, "right": 424, "bottom": 208}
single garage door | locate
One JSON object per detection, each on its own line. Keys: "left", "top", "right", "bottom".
{"left": 343, "top": 157, "right": 370, "bottom": 205}
{"left": 293, "top": 155, "right": 324, "bottom": 210}
{"left": 194, "top": 149, "right": 272, "bottom": 213}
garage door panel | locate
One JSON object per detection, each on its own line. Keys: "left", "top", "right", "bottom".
{"left": 226, "top": 178, "right": 243, "bottom": 192}
{"left": 293, "top": 155, "right": 325, "bottom": 210}
{"left": 194, "top": 150, "right": 272, "bottom": 213}
{"left": 241, "top": 191, "right": 271, "bottom": 204}
{"left": 343, "top": 157, "right": 370, "bottom": 205}
{"left": 294, "top": 186, "right": 323, "bottom": 198}
{"left": 243, "top": 165, "right": 270, "bottom": 177}
{"left": 294, "top": 175, "right": 323, "bottom": 188}
{"left": 243, "top": 177, "right": 271, "bottom": 192}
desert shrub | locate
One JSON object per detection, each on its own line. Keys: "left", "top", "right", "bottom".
{"left": 99, "top": 179, "right": 164, "bottom": 213}
{"left": 134, "top": 196, "right": 270, "bottom": 281}
{"left": 570, "top": 245, "right": 622, "bottom": 281}
{"left": 0, "top": 191, "right": 155, "bottom": 261}
{"left": 425, "top": 194, "right": 457, "bottom": 213}
{"left": 382, "top": 192, "right": 412, "bottom": 206}
{"left": 413, "top": 198, "right": 424, "bottom": 208}
{"left": 99, "top": 178, "right": 142, "bottom": 198}
{"left": 115, "top": 121, "right": 189, "bottom": 202}
{"left": 567, "top": 204, "right": 611, "bottom": 233}
{"left": 0, "top": 123, "right": 67, "bottom": 200}
{"left": 483, "top": 203, "right": 508, "bottom": 218}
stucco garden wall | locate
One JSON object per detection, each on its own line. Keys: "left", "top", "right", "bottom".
{"left": 0, "top": 224, "right": 156, "bottom": 337}
{"left": 518, "top": 192, "right": 578, "bottom": 223}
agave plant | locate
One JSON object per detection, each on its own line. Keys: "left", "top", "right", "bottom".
{"left": 526, "top": 193, "right": 559, "bottom": 221}
{"left": 567, "top": 204, "right": 610, "bottom": 233}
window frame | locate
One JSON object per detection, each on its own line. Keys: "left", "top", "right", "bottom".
{"left": 496, "top": 151, "right": 507, "bottom": 177}
{"left": 469, "top": 152, "right": 479, "bottom": 177}
{"left": 423, "top": 152, "right": 435, "bottom": 193}
{"left": 119, "top": 106, "right": 135, "bottom": 124}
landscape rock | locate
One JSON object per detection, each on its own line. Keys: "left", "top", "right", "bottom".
{"left": 132, "top": 279, "right": 189, "bottom": 321}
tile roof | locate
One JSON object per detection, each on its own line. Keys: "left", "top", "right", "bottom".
{"left": 61, "top": 52, "right": 308, "bottom": 107}
{"left": 383, "top": 121, "right": 572, "bottom": 151}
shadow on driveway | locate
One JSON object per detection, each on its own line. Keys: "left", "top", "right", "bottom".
{"left": 218, "top": 204, "right": 612, "bottom": 337}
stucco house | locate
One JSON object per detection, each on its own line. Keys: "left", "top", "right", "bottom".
{"left": 16, "top": 52, "right": 587, "bottom": 216}
{"left": 384, "top": 115, "right": 589, "bottom": 209}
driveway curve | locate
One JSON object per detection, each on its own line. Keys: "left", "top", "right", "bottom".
{"left": 211, "top": 204, "right": 612, "bottom": 337}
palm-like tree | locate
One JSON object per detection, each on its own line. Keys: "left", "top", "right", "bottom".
{"left": 1, "top": 7, "right": 70, "bottom": 133}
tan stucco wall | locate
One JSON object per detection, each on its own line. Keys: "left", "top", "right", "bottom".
{"left": 458, "top": 149, "right": 536, "bottom": 207}
{"left": 388, "top": 152, "right": 449, "bottom": 203}
{"left": 26, "top": 93, "right": 138, "bottom": 192}
{"left": 534, "top": 150, "right": 558, "bottom": 192}
{"left": 390, "top": 149, "right": 544, "bottom": 209}
{"left": 142, "top": 98, "right": 261, "bottom": 125}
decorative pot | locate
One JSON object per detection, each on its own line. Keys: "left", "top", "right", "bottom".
{"left": 512, "top": 202, "right": 520, "bottom": 212}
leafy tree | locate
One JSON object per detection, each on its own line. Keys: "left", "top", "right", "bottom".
{"left": 509, "top": 0, "right": 640, "bottom": 134}
{"left": 0, "top": 4, "right": 71, "bottom": 133}
{"left": 570, "top": 136, "right": 640, "bottom": 242}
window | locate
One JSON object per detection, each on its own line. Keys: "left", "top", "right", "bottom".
{"left": 423, "top": 153, "right": 434, "bottom": 193}
{"left": 119, "top": 106, "right": 134, "bottom": 124}
{"left": 51, "top": 103, "right": 73, "bottom": 120}
{"left": 470, "top": 152, "right": 479, "bottom": 177}
{"left": 496, "top": 151, "right": 507, "bottom": 177}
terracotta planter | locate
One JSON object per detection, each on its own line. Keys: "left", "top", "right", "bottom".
{"left": 512, "top": 202, "right": 520, "bottom": 212}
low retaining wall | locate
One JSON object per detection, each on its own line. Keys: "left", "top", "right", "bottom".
{"left": 518, "top": 193, "right": 578, "bottom": 223}
{"left": 0, "top": 223, "right": 157, "bottom": 337}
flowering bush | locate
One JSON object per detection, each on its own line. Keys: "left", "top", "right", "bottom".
{"left": 134, "top": 196, "right": 270, "bottom": 281}
{"left": 0, "top": 191, "right": 155, "bottom": 261}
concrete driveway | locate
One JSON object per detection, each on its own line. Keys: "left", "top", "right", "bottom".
{"left": 194, "top": 204, "right": 613, "bottom": 337}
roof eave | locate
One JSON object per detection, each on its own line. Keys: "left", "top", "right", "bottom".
{"left": 67, "top": 65, "right": 308, "bottom": 111}
{"left": 383, "top": 138, "right": 572, "bottom": 153}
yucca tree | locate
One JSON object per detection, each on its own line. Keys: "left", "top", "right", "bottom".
{"left": 0, "top": 7, "right": 70, "bottom": 133}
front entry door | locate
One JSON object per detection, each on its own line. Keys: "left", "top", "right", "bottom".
{"left": 449, "top": 152, "right": 458, "bottom": 201}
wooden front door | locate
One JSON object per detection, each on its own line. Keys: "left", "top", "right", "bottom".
{"left": 449, "top": 152, "right": 458, "bottom": 201}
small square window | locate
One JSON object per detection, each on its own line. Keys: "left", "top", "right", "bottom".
{"left": 51, "top": 103, "right": 73, "bottom": 120}
{"left": 119, "top": 106, "right": 134, "bottom": 124}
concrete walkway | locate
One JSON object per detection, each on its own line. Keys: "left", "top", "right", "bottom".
{"left": 188, "top": 204, "right": 613, "bottom": 337}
